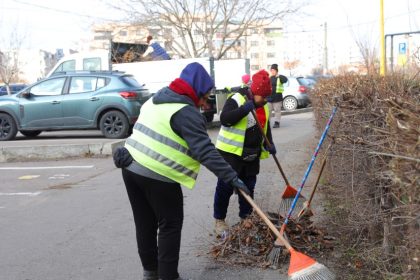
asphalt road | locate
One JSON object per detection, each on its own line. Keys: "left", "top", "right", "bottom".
{"left": 0, "top": 111, "right": 336, "bottom": 280}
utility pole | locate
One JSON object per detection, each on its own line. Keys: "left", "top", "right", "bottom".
{"left": 323, "top": 22, "right": 328, "bottom": 75}
{"left": 380, "top": 0, "right": 386, "bottom": 75}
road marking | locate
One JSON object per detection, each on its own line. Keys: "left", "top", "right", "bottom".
{"left": 0, "top": 192, "right": 41, "bottom": 196}
{"left": 49, "top": 174, "right": 70, "bottom": 179}
{"left": 18, "top": 175, "right": 41, "bottom": 180}
{"left": 0, "top": 165, "right": 94, "bottom": 170}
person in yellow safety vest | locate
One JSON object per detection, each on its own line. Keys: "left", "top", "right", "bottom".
{"left": 112, "top": 62, "right": 250, "bottom": 280}
{"left": 267, "top": 63, "right": 288, "bottom": 128}
{"left": 223, "top": 74, "right": 251, "bottom": 97}
{"left": 213, "top": 69, "right": 277, "bottom": 236}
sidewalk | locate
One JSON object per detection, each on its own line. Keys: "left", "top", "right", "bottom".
{"left": 0, "top": 107, "right": 312, "bottom": 163}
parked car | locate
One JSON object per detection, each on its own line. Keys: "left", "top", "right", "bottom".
{"left": 0, "top": 71, "right": 151, "bottom": 141}
{"left": 282, "top": 77, "right": 314, "bottom": 111}
{"left": 0, "top": 84, "right": 27, "bottom": 96}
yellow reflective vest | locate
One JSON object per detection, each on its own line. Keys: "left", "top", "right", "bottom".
{"left": 276, "top": 77, "right": 284, "bottom": 94}
{"left": 125, "top": 99, "right": 200, "bottom": 189}
{"left": 216, "top": 92, "right": 269, "bottom": 160}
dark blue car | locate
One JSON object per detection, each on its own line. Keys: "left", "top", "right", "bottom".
{"left": 0, "top": 84, "right": 27, "bottom": 96}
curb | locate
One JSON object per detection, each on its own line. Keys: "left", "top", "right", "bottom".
{"left": 0, "top": 141, "right": 118, "bottom": 163}
{"left": 0, "top": 107, "right": 313, "bottom": 163}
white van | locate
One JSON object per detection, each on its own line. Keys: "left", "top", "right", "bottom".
{"left": 47, "top": 50, "right": 111, "bottom": 77}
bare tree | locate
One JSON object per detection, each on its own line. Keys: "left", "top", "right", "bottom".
{"left": 284, "top": 59, "right": 300, "bottom": 76}
{"left": 110, "top": 0, "right": 306, "bottom": 59}
{"left": 349, "top": 26, "right": 378, "bottom": 75}
{"left": 0, "top": 25, "right": 25, "bottom": 95}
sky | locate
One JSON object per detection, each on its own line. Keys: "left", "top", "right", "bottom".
{"left": 1, "top": 0, "right": 419, "bottom": 55}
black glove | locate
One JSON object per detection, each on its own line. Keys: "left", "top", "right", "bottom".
{"left": 242, "top": 100, "right": 255, "bottom": 113}
{"left": 113, "top": 147, "right": 133, "bottom": 168}
{"left": 267, "top": 143, "right": 276, "bottom": 155}
{"left": 230, "top": 177, "right": 251, "bottom": 195}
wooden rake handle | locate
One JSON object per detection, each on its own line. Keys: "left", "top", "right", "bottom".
{"left": 245, "top": 97, "right": 291, "bottom": 186}
{"left": 307, "top": 156, "right": 327, "bottom": 206}
{"left": 238, "top": 189, "right": 293, "bottom": 251}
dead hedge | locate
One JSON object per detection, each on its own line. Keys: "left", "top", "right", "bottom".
{"left": 310, "top": 73, "right": 419, "bottom": 279}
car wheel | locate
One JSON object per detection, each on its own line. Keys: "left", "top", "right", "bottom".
{"left": 0, "top": 113, "right": 18, "bottom": 141}
{"left": 283, "top": 96, "right": 298, "bottom": 111}
{"left": 20, "top": 130, "right": 42, "bottom": 138}
{"left": 99, "top": 110, "right": 129, "bottom": 139}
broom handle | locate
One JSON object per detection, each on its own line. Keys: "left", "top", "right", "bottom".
{"left": 244, "top": 95, "right": 291, "bottom": 186}
{"left": 238, "top": 189, "right": 293, "bottom": 251}
{"left": 282, "top": 106, "right": 337, "bottom": 229}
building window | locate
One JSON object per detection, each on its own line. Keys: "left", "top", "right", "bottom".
{"left": 267, "top": 40, "right": 275, "bottom": 46}
{"left": 251, "top": 53, "right": 259, "bottom": 59}
{"left": 250, "top": 41, "right": 259, "bottom": 47}
{"left": 119, "top": 30, "right": 127, "bottom": 36}
{"left": 251, "top": 29, "right": 259, "bottom": 34}
{"left": 251, "top": 65, "right": 260, "bottom": 71}
{"left": 267, "top": 52, "right": 276, "bottom": 58}
{"left": 148, "top": 29, "right": 160, "bottom": 36}
{"left": 136, "top": 29, "right": 143, "bottom": 36}
{"left": 164, "top": 28, "right": 172, "bottom": 37}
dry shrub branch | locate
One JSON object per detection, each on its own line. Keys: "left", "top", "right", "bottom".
{"left": 310, "top": 73, "right": 419, "bottom": 279}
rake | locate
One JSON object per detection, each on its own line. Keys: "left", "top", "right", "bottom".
{"left": 281, "top": 106, "right": 337, "bottom": 229}
{"left": 244, "top": 95, "right": 306, "bottom": 215}
{"left": 268, "top": 106, "right": 338, "bottom": 264}
{"left": 238, "top": 189, "right": 335, "bottom": 280}
{"left": 296, "top": 149, "right": 328, "bottom": 220}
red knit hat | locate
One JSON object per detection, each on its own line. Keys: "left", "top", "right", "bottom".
{"left": 242, "top": 74, "right": 251, "bottom": 85}
{"left": 250, "top": 70, "right": 271, "bottom": 97}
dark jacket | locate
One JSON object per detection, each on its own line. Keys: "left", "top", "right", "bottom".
{"left": 127, "top": 87, "right": 237, "bottom": 184}
{"left": 267, "top": 75, "right": 288, "bottom": 103}
{"left": 218, "top": 91, "right": 274, "bottom": 176}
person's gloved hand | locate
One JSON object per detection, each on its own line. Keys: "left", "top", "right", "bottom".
{"left": 242, "top": 100, "right": 255, "bottom": 113}
{"left": 222, "top": 87, "right": 231, "bottom": 93}
{"left": 113, "top": 147, "right": 133, "bottom": 168}
{"left": 230, "top": 177, "right": 251, "bottom": 195}
{"left": 267, "top": 143, "right": 276, "bottom": 155}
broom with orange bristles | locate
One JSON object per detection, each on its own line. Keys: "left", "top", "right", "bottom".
{"left": 238, "top": 188, "right": 336, "bottom": 279}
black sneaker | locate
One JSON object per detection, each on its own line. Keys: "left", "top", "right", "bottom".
{"left": 273, "top": 121, "right": 280, "bottom": 128}
{"left": 143, "top": 270, "right": 158, "bottom": 280}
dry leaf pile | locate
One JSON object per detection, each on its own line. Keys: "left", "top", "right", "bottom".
{"left": 210, "top": 212, "right": 334, "bottom": 268}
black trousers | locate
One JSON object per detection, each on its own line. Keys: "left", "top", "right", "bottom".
{"left": 122, "top": 169, "right": 183, "bottom": 280}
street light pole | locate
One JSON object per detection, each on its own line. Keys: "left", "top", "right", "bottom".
{"left": 380, "top": 0, "right": 386, "bottom": 75}
{"left": 323, "top": 22, "right": 328, "bottom": 75}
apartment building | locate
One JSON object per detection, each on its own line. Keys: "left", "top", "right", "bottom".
{"left": 90, "top": 20, "right": 286, "bottom": 74}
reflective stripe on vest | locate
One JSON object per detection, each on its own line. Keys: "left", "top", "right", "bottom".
{"left": 215, "top": 93, "right": 270, "bottom": 159}
{"left": 276, "top": 77, "right": 284, "bottom": 93}
{"left": 125, "top": 99, "right": 200, "bottom": 189}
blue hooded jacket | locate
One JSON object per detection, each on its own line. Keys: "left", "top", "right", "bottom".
{"left": 180, "top": 62, "right": 214, "bottom": 98}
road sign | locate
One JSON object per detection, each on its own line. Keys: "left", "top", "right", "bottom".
{"left": 399, "top": 43, "right": 407, "bottom": 55}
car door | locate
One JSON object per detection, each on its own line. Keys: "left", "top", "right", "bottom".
{"left": 18, "top": 77, "right": 66, "bottom": 129}
{"left": 61, "top": 76, "right": 104, "bottom": 127}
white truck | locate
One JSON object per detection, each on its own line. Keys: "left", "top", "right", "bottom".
{"left": 47, "top": 46, "right": 250, "bottom": 122}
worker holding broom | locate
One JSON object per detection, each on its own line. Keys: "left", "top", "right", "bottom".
{"left": 112, "top": 62, "right": 250, "bottom": 280}
{"left": 213, "top": 69, "right": 276, "bottom": 236}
